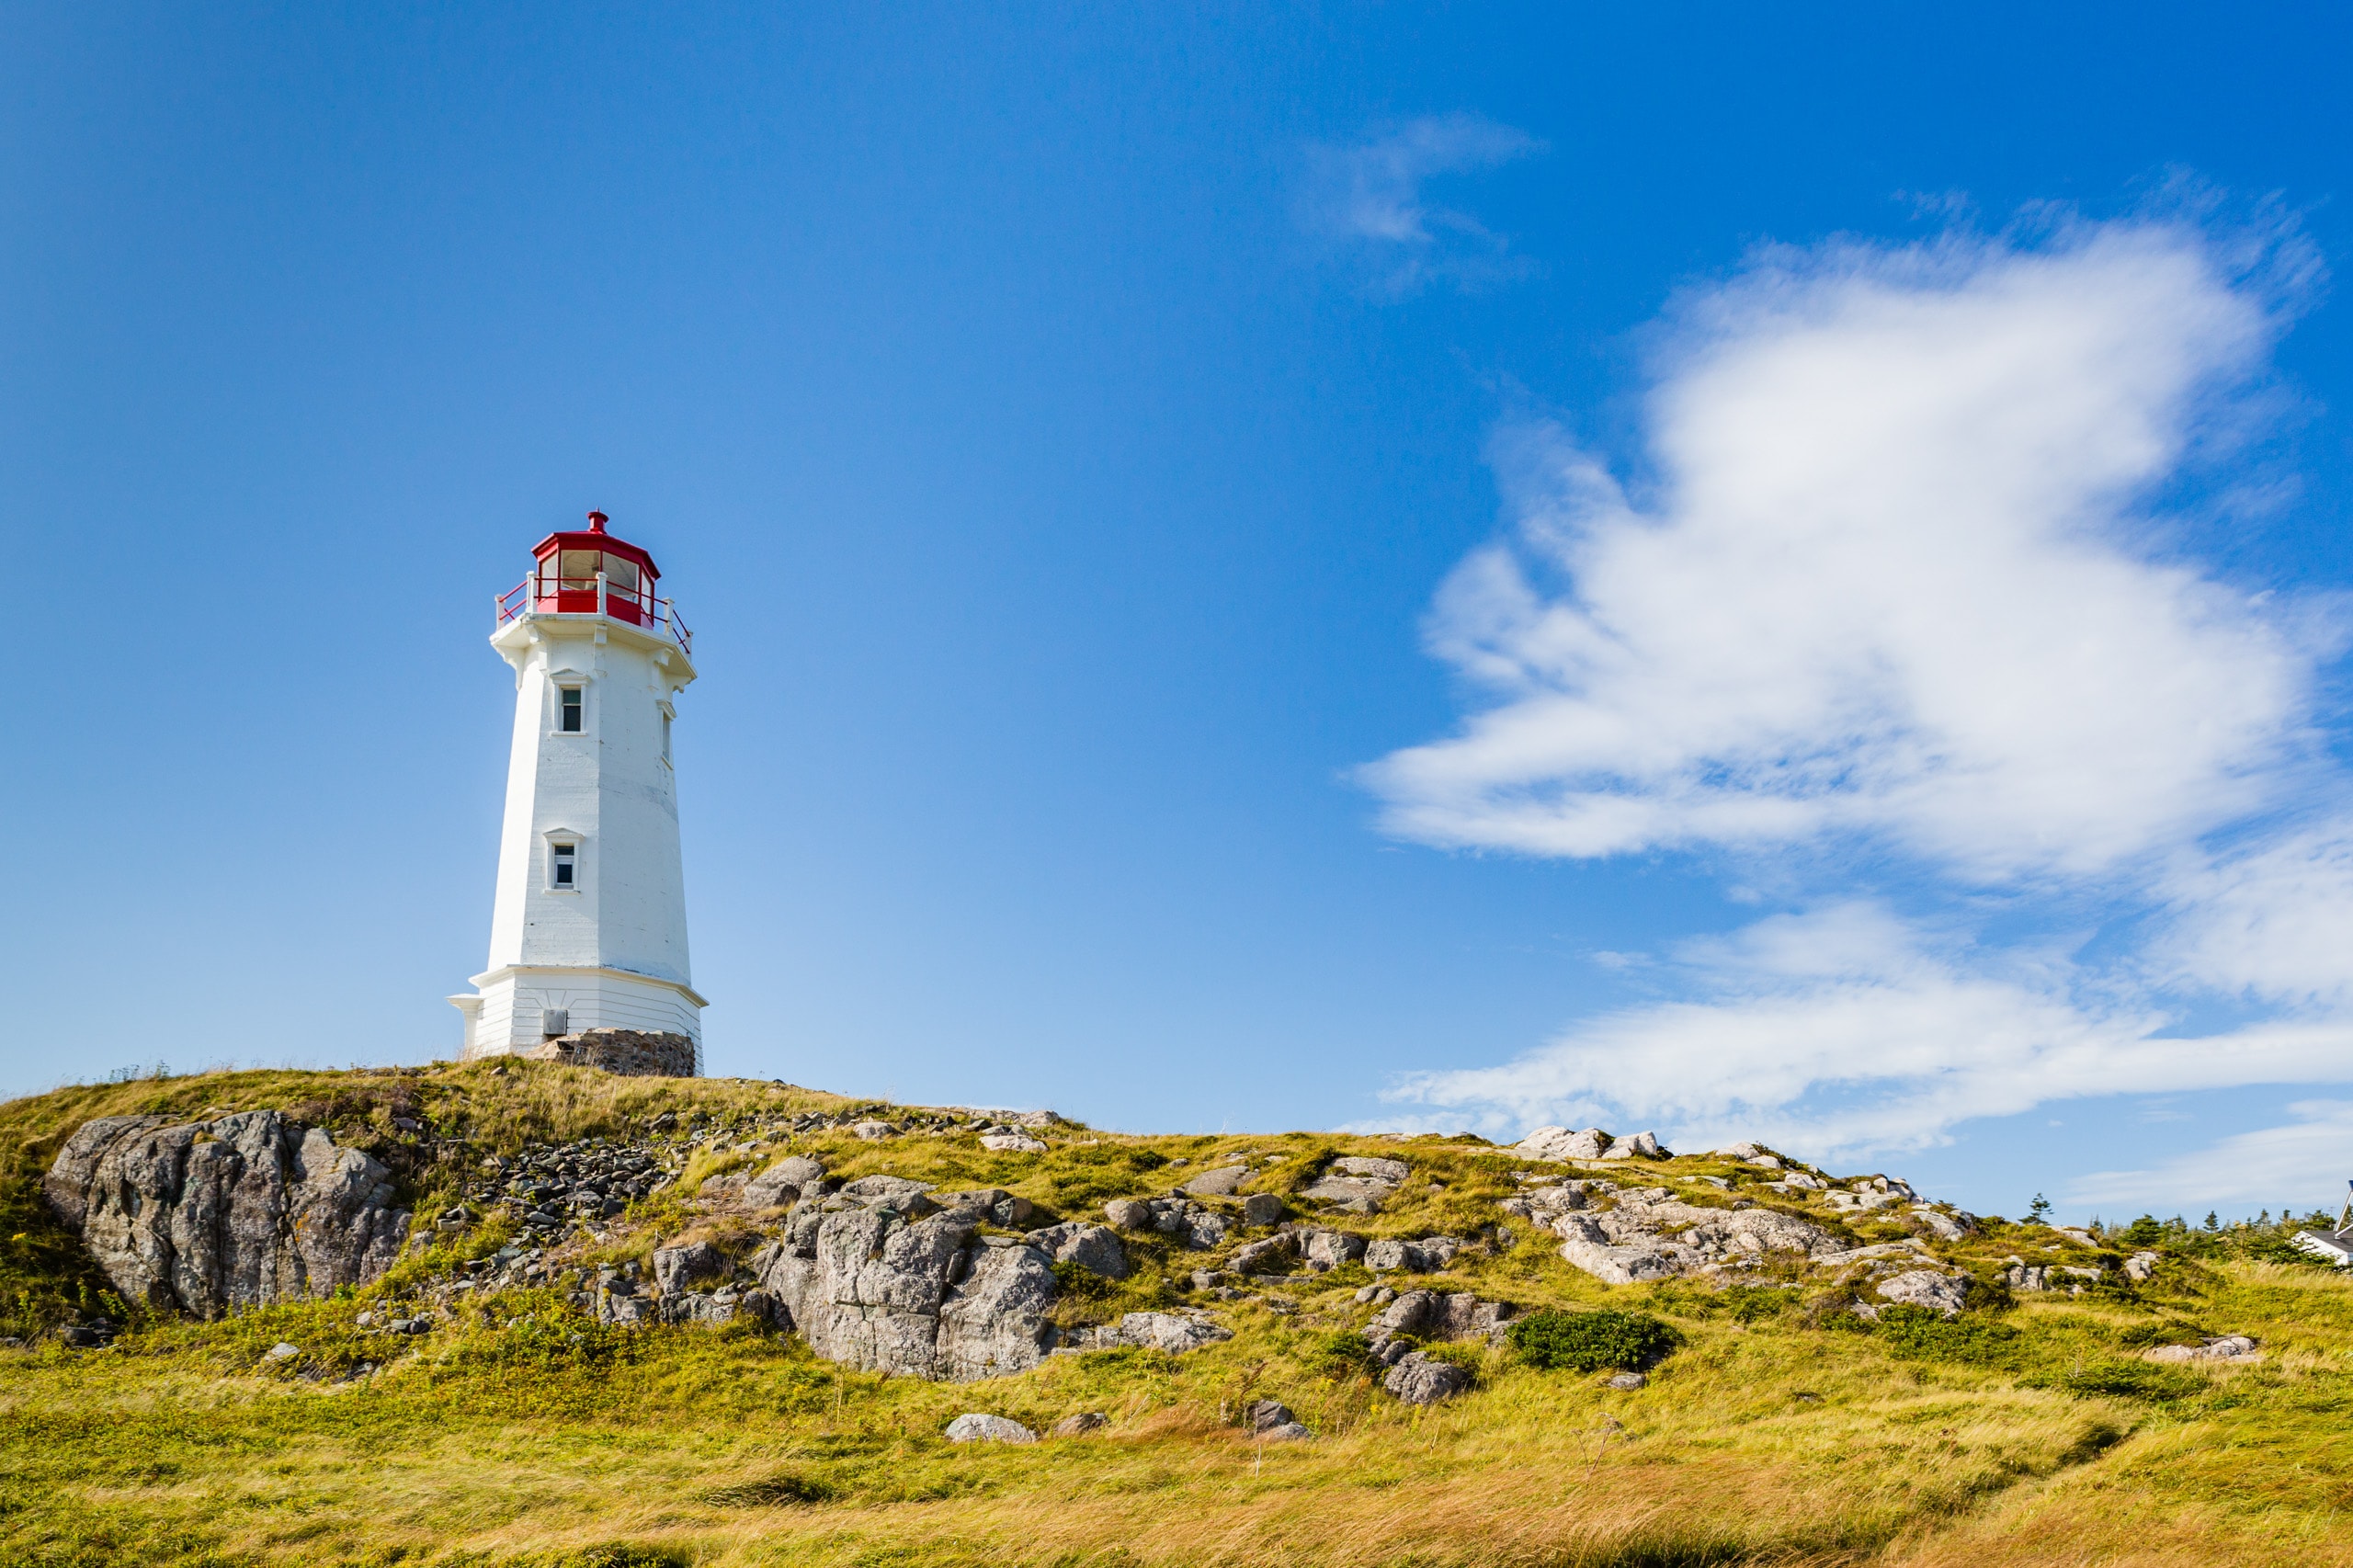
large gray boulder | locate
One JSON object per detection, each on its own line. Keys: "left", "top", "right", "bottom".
{"left": 741, "top": 1154, "right": 826, "bottom": 1208}
{"left": 651, "top": 1240, "right": 726, "bottom": 1295}
{"left": 1875, "top": 1270, "right": 1967, "bottom": 1315}
{"left": 1024, "top": 1221, "right": 1131, "bottom": 1278}
{"left": 44, "top": 1111, "right": 409, "bottom": 1320}
{"left": 945, "top": 1413, "right": 1037, "bottom": 1443}
{"left": 1299, "top": 1229, "right": 1366, "bottom": 1271}
{"left": 938, "top": 1242, "right": 1061, "bottom": 1380}
{"left": 1365, "top": 1236, "right": 1462, "bottom": 1274}
{"left": 1909, "top": 1208, "right": 1971, "bottom": 1243}
{"left": 752, "top": 1203, "right": 1058, "bottom": 1381}
{"left": 1301, "top": 1175, "right": 1394, "bottom": 1209}
{"left": 836, "top": 1174, "right": 936, "bottom": 1205}
{"left": 1064, "top": 1310, "right": 1233, "bottom": 1354}
{"left": 1383, "top": 1351, "right": 1472, "bottom": 1405}
{"left": 1552, "top": 1214, "right": 1692, "bottom": 1284}
{"left": 1181, "top": 1165, "right": 1248, "bottom": 1197}
{"left": 1514, "top": 1127, "right": 1609, "bottom": 1162}
{"left": 1369, "top": 1289, "right": 1515, "bottom": 1344}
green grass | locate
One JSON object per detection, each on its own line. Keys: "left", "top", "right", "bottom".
{"left": 3, "top": 1062, "right": 2351, "bottom": 1566}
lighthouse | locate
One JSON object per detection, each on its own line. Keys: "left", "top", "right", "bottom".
{"left": 449, "top": 512, "right": 705, "bottom": 1074}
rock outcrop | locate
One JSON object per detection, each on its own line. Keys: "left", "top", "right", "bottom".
{"left": 741, "top": 1154, "right": 827, "bottom": 1209}
{"left": 1301, "top": 1228, "right": 1367, "bottom": 1271}
{"left": 44, "top": 1111, "right": 410, "bottom": 1319}
{"left": 1515, "top": 1126, "right": 1670, "bottom": 1163}
{"left": 751, "top": 1203, "right": 1061, "bottom": 1381}
{"left": 1540, "top": 1182, "right": 1849, "bottom": 1284}
{"left": 1025, "top": 1221, "right": 1131, "bottom": 1278}
{"left": 1874, "top": 1269, "right": 1967, "bottom": 1315}
{"left": 1301, "top": 1171, "right": 1396, "bottom": 1212}
{"left": 1181, "top": 1165, "right": 1250, "bottom": 1197}
{"left": 2146, "top": 1335, "right": 2258, "bottom": 1363}
{"left": 1999, "top": 1259, "right": 2104, "bottom": 1293}
{"left": 1063, "top": 1310, "right": 1233, "bottom": 1354}
{"left": 1099, "top": 1195, "right": 1227, "bottom": 1249}
{"left": 1368, "top": 1288, "right": 1515, "bottom": 1346}
{"left": 1383, "top": 1352, "right": 1473, "bottom": 1404}
{"left": 1365, "top": 1235, "right": 1462, "bottom": 1273}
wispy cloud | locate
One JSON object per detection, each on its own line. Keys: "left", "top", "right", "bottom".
{"left": 2154, "top": 815, "right": 2353, "bottom": 1007}
{"left": 1381, "top": 902, "right": 2353, "bottom": 1159}
{"left": 1303, "top": 113, "right": 1542, "bottom": 296}
{"left": 2069, "top": 1100, "right": 2353, "bottom": 1211}
{"left": 1358, "top": 209, "right": 2353, "bottom": 1176}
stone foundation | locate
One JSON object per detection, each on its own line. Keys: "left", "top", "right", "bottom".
{"left": 520, "top": 1029, "right": 699, "bottom": 1077}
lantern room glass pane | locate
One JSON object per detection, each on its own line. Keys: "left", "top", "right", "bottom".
{"left": 604, "top": 555, "right": 640, "bottom": 594}
{"left": 558, "top": 550, "right": 599, "bottom": 589}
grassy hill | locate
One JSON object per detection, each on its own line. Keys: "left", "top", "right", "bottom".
{"left": 3, "top": 1061, "right": 2349, "bottom": 1568}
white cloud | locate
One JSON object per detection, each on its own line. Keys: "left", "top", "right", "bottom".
{"left": 1304, "top": 113, "right": 1541, "bottom": 295}
{"left": 1363, "top": 222, "right": 2314, "bottom": 880}
{"left": 2068, "top": 1100, "right": 2353, "bottom": 1212}
{"left": 1358, "top": 212, "right": 2353, "bottom": 1174}
{"left": 2154, "top": 817, "right": 2353, "bottom": 1008}
{"left": 1379, "top": 903, "right": 2353, "bottom": 1159}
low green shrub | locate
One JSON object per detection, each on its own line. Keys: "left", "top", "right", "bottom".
{"left": 1874, "top": 1305, "right": 2021, "bottom": 1368}
{"left": 1721, "top": 1284, "right": 1796, "bottom": 1324}
{"left": 1507, "top": 1309, "right": 1680, "bottom": 1372}
{"left": 1308, "top": 1328, "right": 1379, "bottom": 1381}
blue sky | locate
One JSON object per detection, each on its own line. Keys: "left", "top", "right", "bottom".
{"left": 5, "top": 6, "right": 2351, "bottom": 1223}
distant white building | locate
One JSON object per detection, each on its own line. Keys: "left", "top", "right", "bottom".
{"left": 2293, "top": 1180, "right": 2353, "bottom": 1267}
{"left": 449, "top": 512, "right": 704, "bottom": 1072}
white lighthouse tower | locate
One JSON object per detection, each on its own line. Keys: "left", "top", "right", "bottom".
{"left": 449, "top": 511, "right": 705, "bottom": 1074}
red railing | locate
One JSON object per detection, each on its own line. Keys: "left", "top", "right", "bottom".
{"left": 495, "top": 574, "right": 693, "bottom": 653}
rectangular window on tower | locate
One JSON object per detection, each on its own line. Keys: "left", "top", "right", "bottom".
{"left": 662, "top": 710, "right": 672, "bottom": 762}
{"left": 551, "top": 842, "right": 576, "bottom": 888}
{"left": 559, "top": 687, "right": 583, "bottom": 733}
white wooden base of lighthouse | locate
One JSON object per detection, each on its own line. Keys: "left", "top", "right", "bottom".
{"left": 453, "top": 966, "right": 707, "bottom": 1060}
{"left": 450, "top": 519, "right": 703, "bottom": 1076}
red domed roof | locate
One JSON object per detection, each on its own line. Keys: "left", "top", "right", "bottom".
{"left": 530, "top": 509, "right": 661, "bottom": 581}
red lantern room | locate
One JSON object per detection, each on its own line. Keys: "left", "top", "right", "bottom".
{"left": 494, "top": 510, "right": 691, "bottom": 651}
